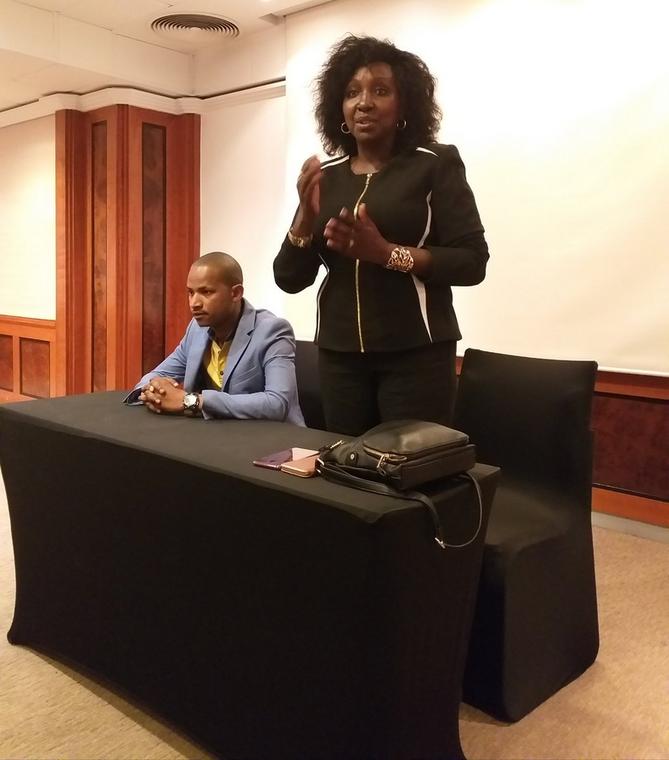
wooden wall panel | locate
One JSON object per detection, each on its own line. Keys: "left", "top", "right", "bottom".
{"left": 592, "top": 395, "right": 669, "bottom": 501}
{"left": 165, "top": 113, "right": 200, "bottom": 352}
{"left": 56, "top": 109, "right": 88, "bottom": 397}
{"left": 92, "top": 121, "right": 108, "bottom": 392}
{"left": 16, "top": 107, "right": 198, "bottom": 398}
{"left": 0, "top": 334, "right": 12, "bottom": 391}
{"left": 141, "top": 123, "right": 166, "bottom": 374}
{"left": 55, "top": 106, "right": 199, "bottom": 394}
{"left": 125, "top": 108, "right": 200, "bottom": 383}
{"left": 19, "top": 339, "right": 50, "bottom": 398}
{"left": 0, "top": 317, "right": 56, "bottom": 403}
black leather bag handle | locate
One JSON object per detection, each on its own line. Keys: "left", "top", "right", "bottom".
{"left": 317, "top": 460, "right": 483, "bottom": 550}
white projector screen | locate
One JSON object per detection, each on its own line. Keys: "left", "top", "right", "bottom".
{"left": 281, "top": 0, "right": 669, "bottom": 374}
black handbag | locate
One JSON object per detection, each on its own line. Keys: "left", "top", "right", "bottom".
{"left": 317, "top": 419, "right": 482, "bottom": 550}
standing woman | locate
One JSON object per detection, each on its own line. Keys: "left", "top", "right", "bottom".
{"left": 274, "top": 35, "right": 489, "bottom": 436}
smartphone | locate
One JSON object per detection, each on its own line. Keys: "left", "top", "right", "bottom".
{"left": 253, "top": 447, "right": 318, "bottom": 470}
{"left": 252, "top": 449, "right": 293, "bottom": 470}
{"left": 280, "top": 452, "right": 320, "bottom": 478}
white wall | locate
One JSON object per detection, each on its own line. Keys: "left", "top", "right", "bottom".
{"left": 195, "top": 25, "right": 285, "bottom": 95}
{"left": 279, "top": 0, "right": 669, "bottom": 373}
{"left": 200, "top": 86, "right": 288, "bottom": 317}
{"left": 0, "top": 115, "right": 56, "bottom": 319}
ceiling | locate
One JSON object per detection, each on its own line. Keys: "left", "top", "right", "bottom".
{"left": 0, "top": 0, "right": 328, "bottom": 112}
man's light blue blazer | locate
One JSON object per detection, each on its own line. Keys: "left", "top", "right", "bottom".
{"left": 127, "top": 300, "right": 305, "bottom": 425}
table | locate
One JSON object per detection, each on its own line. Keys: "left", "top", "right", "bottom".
{"left": 0, "top": 392, "right": 498, "bottom": 759}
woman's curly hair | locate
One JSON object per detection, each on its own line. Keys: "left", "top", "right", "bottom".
{"left": 314, "top": 35, "right": 442, "bottom": 156}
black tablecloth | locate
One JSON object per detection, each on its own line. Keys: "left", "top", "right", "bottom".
{"left": 1, "top": 392, "right": 498, "bottom": 760}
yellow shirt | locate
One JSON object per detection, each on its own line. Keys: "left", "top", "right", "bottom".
{"left": 204, "top": 338, "right": 232, "bottom": 389}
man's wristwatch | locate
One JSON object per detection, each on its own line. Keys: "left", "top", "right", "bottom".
{"left": 183, "top": 393, "right": 201, "bottom": 416}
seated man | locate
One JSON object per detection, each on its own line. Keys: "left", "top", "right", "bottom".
{"left": 125, "top": 251, "right": 305, "bottom": 425}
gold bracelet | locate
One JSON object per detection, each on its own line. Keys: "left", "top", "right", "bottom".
{"left": 385, "top": 246, "right": 414, "bottom": 273}
{"left": 287, "top": 229, "right": 313, "bottom": 248}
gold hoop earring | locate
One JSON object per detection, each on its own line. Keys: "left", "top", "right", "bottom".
{"left": 396, "top": 119, "right": 407, "bottom": 131}
{"left": 340, "top": 122, "right": 351, "bottom": 134}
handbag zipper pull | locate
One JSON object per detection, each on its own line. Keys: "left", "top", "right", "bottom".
{"left": 319, "top": 439, "right": 344, "bottom": 453}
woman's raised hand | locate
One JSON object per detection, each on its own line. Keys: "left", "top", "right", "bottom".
{"left": 324, "top": 203, "right": 392, "bottom": 265}
{"left": 292, "top": 156, "right": 322, "bottom": 236}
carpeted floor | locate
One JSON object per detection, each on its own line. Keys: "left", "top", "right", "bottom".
{"left": 1, "top": 473, "right": 668, "bottom": 760}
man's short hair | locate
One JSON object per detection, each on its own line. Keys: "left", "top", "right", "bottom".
{"left": 192, "top": 252, "right": 243, "bottom": 286}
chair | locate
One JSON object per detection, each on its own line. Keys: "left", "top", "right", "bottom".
{"left": 453, "top": 348, "right": 599, "bottom": 722}
{"left": 295, "top": 340, "right": 326, "bottom": 430}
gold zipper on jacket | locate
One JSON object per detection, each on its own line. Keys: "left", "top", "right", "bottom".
{"left": 353, "top": 173, "right": 373, "bottom": 353}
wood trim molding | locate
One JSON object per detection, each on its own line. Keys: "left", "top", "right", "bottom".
{"left": 110, "top": 104, "right": 130, "bottom": 389}
{"left": 100, "top": 104, "right": 129, "bottom": 391}
{"left": 0, "top": 82, "right": 285, "bottom": 129}
{"left": 0, "top": 315, "right": 57, "bottom": 340}
{"left": 0, "top": 315, "right": 56, "bottom": 403}
{"left": 595, "top": 370, "right": 669, "bottom": 400}
{"left": 592, "top": 487, "right": 669, "bottom": 528}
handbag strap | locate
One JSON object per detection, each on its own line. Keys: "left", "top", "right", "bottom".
{"left": 318, "top": 461, "right": 483, "bottom": 550}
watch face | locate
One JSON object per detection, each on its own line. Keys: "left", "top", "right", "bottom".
{"left": 183, "top": 393, "right": 198, "bottom": 411}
